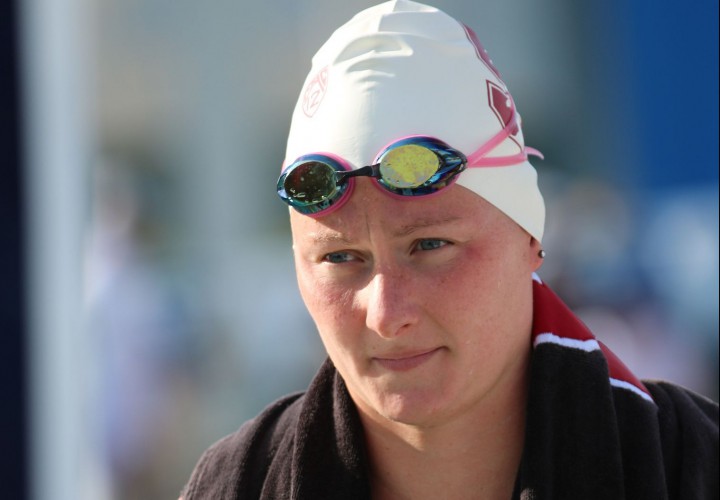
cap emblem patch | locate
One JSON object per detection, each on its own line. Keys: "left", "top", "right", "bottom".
{"left": 302, "top": 67, "right": 329, "bottom": 117}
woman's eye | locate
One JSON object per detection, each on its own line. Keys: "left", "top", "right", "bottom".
{"left": 415, "top": 239, "right": 448, "bottom": 251}
{"left": 323, "top": 252, "right": 355, "bottom": 264}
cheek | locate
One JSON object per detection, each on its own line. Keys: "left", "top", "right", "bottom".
{"left": 440, "top": 246, "right": 497, "bottom": 297}
{"left": 434, "top": 246, "right": 524, "bottom": 329}
{"left": 296, "top": 266, "right": 361, "bottom": 332}
{"left": 299, "top": 280, "right": 367, "bottom": 367}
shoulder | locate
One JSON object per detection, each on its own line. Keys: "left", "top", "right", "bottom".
{"left": 181, "top": 392, "right": 305, "bottom": 499}
{"left": 644, "top": 381, "right": 719, "bottom": 498}
{"left": 645, "top": 380, "right": 718, "bottom": 429}
{"left": 643, "top": 380, "right": 718, "bottom": 449}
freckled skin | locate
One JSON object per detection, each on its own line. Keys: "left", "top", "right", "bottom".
{"left": 291, "top": 179, "right": 543, "bottom": 429}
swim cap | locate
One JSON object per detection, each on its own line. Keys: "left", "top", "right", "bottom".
{"left": 284, "top": 0, "right": 545, "bottom": 241}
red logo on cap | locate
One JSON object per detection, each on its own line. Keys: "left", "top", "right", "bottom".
{"left": 462, "top": 24, "right": 502, "bottom": 79}
{"left": 488, "top": 81, "right": 518, "bottom": 134}
{"left": 302, "top": 67, "right": 328, "bottom": 117}
{"left": 487, "top": 81, "right": 521, "bottom": 147}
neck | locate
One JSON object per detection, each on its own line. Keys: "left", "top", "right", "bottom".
{"left": 360, "top": 358, "right": 529, "bottom": 500}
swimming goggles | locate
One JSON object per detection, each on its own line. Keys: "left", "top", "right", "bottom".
{"left": 277, "top": 113, "right": 542, "bottom": 216}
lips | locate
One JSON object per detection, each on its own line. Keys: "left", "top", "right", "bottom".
{"left": 373, "top": 347, "right": 442, "bottom": 372}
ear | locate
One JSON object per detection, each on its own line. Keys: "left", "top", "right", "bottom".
{"left": 529, "top": 237, "right": 544, "bottom": 272}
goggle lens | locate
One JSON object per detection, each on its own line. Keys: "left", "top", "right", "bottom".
{"left": 283, "top": 161, "right": 337, "bottom": 206}
{"left": 379, "top": 144, "right": 439, "bottom": 188}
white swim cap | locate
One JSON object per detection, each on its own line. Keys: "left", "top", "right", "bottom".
{"left": 284, "top": 0, "right": 545, "bottom": 241}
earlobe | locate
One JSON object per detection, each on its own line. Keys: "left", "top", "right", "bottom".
{"left": 529, "top": 237, "right": 544, "bottom": 272}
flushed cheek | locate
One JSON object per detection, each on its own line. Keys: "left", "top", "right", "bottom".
{"left": 441, "top": 246, "right": 519, "bottom": 305}
{"left": 428, "top": 265, "right": 491, "bottom": 318}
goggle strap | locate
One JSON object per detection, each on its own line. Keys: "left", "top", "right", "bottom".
{"left": 525, "top": 147, "right": 544, "bottom": 160}
{"left": 465, "top": 113, "right": 543, "bottom": 167}
{"left": 465, "top": 113, "right": 518, "bottom": 164}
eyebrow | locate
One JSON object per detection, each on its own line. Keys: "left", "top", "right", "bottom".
{"left": 306, "top": 231, "right": 353, "bottom": 245}
{"left": 305, "top": 215, "right": 464, "bottom": 245}
{"left": 392, "top": 215, "right": 463, "bottom": 238}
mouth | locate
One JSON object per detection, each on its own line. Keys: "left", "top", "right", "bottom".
{"left": 373, "top": 347, "right": 443, "bottom": 372}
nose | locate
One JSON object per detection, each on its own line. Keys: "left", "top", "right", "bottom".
{"left": 363, "top": 266, "right": 419, "bottom": 338}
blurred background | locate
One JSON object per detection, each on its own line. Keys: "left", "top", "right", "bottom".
{"left": 2, "top": 0, "right": 716, "bottom": 498}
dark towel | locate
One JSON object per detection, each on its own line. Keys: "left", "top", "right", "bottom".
{"left": 181, "top": 278, "right": 719, "bottom": 499}
{"left": 181, "top": 360, "right": 369, "bottom": 499}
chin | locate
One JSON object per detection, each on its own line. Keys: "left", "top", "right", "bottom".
{"left": 368, "top": 387, "right": 454, "bottom": 427}
{"left": 342, "top": 361, "right": 462, "bottom": 427}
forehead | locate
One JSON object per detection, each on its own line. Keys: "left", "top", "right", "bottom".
{"left": 290, "top": 181, "right": 501, "bottom": 243}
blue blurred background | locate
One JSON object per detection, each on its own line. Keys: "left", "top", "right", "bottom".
{"left": 18, "top": 0, "right": 717, "bottom": 498}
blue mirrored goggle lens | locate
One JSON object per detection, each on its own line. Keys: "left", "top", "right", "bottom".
{"left": 277, "top": 156, "right": 350, "bottom": 215}
{"left": 283, "top": 161, "right": 337, "bottom": 205}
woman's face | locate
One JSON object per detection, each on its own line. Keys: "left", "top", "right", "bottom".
{"left": 291, "top": 179, "right": 543, "bottom": 427}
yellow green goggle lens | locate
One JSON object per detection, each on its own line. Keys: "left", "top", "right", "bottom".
{"left": 379, "top": 144, "right": 440, "bottom": 188}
